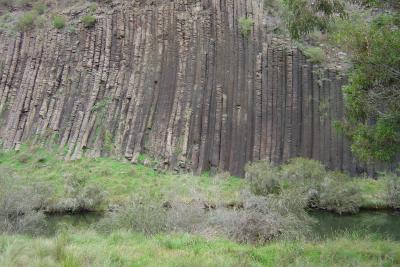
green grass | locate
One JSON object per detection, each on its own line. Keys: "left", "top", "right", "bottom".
{"left": 0, "top": 145, "right": 391, "bottom": 209}
{"left": 0, "top": 146, "right": 398, "bottom": 266}
{"left": 0, "top": 145, "right": 243, "bottom": 205}
{"left": 0, "top": 230, "right": 399, "bottom": 267}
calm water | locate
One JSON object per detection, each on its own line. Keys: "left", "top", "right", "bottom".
{"left": 310, "top": 210, "right": 400, "bottom": 241}
{"left": 45, "top": 210, "right": 400, "bottom": 241}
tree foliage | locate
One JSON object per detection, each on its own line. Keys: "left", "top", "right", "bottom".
{"left": 334, "top": 14, "right": 400, "bottom": 162}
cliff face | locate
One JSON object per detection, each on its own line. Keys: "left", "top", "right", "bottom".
{"left": 0, "top": 0, "right": 356, "bottom": 176}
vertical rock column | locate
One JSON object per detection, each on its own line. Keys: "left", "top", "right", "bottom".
{"left": 0, "top": 0, "right": 360, "bottom": 176}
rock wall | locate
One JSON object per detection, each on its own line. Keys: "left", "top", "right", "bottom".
{"left": 0, "top": 0, "right": 358, "bottom": 176}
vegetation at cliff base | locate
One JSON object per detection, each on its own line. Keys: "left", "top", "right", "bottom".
{"left": 0, "top": 145, "right": 393, "bottom": 213}
{"left": 0, "top": 145, "right": 399, "bottom": 266}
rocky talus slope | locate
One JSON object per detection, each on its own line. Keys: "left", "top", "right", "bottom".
{"left": 0, "top": 0, "right": 356, "bottom": 176}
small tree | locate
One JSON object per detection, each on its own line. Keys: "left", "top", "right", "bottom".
{"left": 335, "top": 14, "right": 400, "bottom": 162}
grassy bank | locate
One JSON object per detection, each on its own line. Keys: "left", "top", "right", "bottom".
{"left": 0, "top": 145, "right": 243, "bottom": 205}
{"left": 0, "top": 145, "right": 390, "bottom": 210}
{"left": 0, "top": 146, "right": 399, "bottom": 266}
{"left": 0, "top": 230, "right": 399, "bottom": 267}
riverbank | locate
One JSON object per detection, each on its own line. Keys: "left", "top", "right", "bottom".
{"left": 0, "top": 145, "right": 393, "bottom": 211}
{"left": 1, "top": 146, "right": 400, "bottom": 266}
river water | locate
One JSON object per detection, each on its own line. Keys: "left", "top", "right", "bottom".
{"left": 310, "top": 210, "right": 400, "bottom": 241}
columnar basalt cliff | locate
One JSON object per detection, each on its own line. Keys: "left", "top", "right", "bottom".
{"left": 0, "top": 0, "right": 357, "bottom": 176}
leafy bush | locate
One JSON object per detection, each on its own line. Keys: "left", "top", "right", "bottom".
{"left": 49, "top": 173, "right": 107, "bottom": 213}
{"left": 317, "top": 175, "right": 362, "bottom": 214}
{"left": 333, "top": 14, "right": 400, "bottom": 163}
{"left": 245, "top": 158, "right": 363, "bottom": 214}
{"left": 245, "top": 161, "right": 281, "bottom": 196}
{"left": 16, "top": 11, "right": 38, "bottom": 32}
{"left": 280, "top": 158, "right": 326, "bottom": 184}
{"left": 82, "top": 15, "right": 96, "bottom": 28}
{"left": 0, "top": 169, "right": 53, "bottom": 235}
{"left": 385, "top": 173, "right": 400, "bottom": 209}
{"left": 97, "top": 197, "right": 169, "bottom": 235}
{"left": 52, "top": 15, "right": 65, "bottom": 30}
{"left": 98, "top": 198, "right": 209, "bottom": 235}
{"left": 97, "top": 189, "right": 313, "bottom": 244}
{"left": 239, "top": 17, "right": 254, "bottom": 37}
{"left": 208, "top": 192, "right": 312, "bottom": 244}
{"left": 166, "top": 200, "right": 208, "bottom": 233}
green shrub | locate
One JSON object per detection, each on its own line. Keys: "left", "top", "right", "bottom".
{"left": 317, "top": 175, "right": 362, "bottom": 214}
{"left": 280, "top": 158, "right": 326, "bottom": 184}
{"left": 245, "top": 161, "right": 281, "bottom": 196}
{"left": 166, "top": 200, "right": 208, "bottom": 233}
{"left": 49, "top": 173, "right": 107, "bottom": 213}
{"left": 0, "top": 169, "right": 53, "bottom": 235}
{"left": 385, "top": 173, "right": 400, "bottom": 209}
{"left": 208, "top": 192, "right": 312, "bottom": 244}
{"left": 52, "top": 15, "right": 66, "bottom": 29}
{"left": 97, "top": 189, "right": 313, "bottom": 244}
{"left": 239, "top": 17, "right": 254, "bottom": 38}
{"left": 302, "top": 46, "right": 325, "bottom": 64}
{"left": 245, "top": 158, "right": 363, "bottom": 214}
{"left": 97, "top": 197, "right": 169, "bottom": 235}
{"left": 98, "top": 198, "right": 208, "bottom": 235}
{"left": 82, "top": 15, "right": 96, "bottom": 28}
{"left": 16, "top": 11, "right": 38, "bottom": 32}
{"left": 333, "top": 14, "right": 400, "bottom": 163}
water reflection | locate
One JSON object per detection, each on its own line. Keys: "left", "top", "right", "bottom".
{"left": 310, "top": 210, "right": 400, "bottom": 241}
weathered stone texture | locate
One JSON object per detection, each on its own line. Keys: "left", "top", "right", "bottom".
{"left": 0, "top": 0, "right": 358, "bottom": 176}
